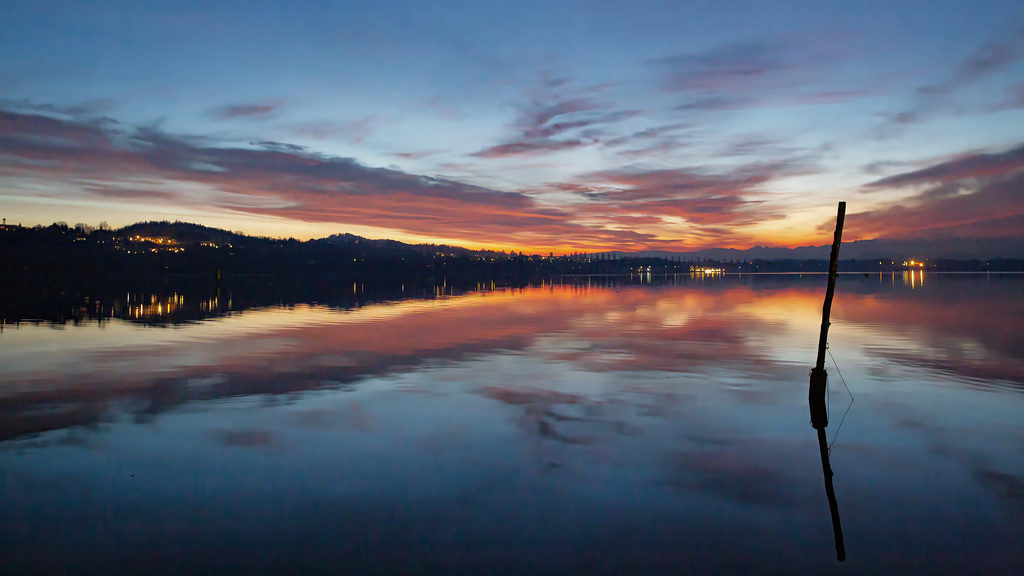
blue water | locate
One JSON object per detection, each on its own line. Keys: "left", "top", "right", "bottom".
{"left": 2, "top": 273, "right": 1022, "bottom": 574}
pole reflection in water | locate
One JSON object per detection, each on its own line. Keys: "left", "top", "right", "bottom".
{"left": 810, "top": 370, "right": 846, "bottom": 562}
{"left": 809, "top": 201, "right": 847, "bottom": 562}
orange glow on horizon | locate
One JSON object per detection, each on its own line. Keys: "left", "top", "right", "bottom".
{"left": 5, "top": 196, "right": 863, "bottom": 255}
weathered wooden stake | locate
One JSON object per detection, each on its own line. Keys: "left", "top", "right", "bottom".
{"left": 810, "top": 201, "right": 846, "bottom": 562}
{"left": 810, "top": 201, "right": 846, "bottom": 428}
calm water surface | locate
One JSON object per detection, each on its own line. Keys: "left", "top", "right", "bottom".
{"left": 1, "top": 274, "right": 1022, "bottom": 574}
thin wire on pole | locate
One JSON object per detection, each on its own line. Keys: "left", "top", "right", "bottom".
{"left": 826, "top": 344, "right": 854, "bottom": 449}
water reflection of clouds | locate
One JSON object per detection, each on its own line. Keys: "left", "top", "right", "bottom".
{"left": 2, "top": 280, "right": 1024, "bottom": 573}
{"left": 835, "top": 286, "right": 1024, "bottom": 359}
{"left": 668, "top": 443, "right": 807, "bottom": 507}
{"left": 2, "top": 279, "right": 1023, "bottom": 443}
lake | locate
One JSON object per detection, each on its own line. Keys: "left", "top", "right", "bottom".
{"left": 1, "top": 273, "right": 1022, "bottom": 575}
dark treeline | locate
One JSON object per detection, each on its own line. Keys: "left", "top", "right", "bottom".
{"left": 5, "top": 221, "right": 1021, "bottom": 279}
{"left": 2, "top": 220, "right": 1022, "bottom": 325}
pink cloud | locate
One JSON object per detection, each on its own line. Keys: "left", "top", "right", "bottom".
{"left": 574, "top": 163, "right": 796, "bottom": 225}
{"left": 865, "top": 144, "right": 1024, "bottom": 188}
{"left": 839, "top": 144, "right": 1024, "bottom": 240}
{"left": 0, "top": 109, "right": 680, "bottom": 251}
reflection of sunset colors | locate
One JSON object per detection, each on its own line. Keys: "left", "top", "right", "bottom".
{"left": 3, "top": 279, "right": 1022, "bottom": 402}
{"left": 3, "top": 282, "right": 1024, "bottom": 574}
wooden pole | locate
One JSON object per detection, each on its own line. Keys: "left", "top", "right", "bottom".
{"left": 810, "top": 201, "right": 845, "bottom": 429}
{"left": 809, "top": 201, "right": 846, "bottom": 562}
{"left": 815, "top": 201, "right": 846, "bottom": 372}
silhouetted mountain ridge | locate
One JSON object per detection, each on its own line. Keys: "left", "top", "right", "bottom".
{"left": 633, "top": 236, "right": 1024, "bottom": 261}
{"left": 118, "top": 221, "right": 249, "bottom": 246}
{"left": 4, "top": 220, "right": 1022, "bottom": 263}
{"left": 116, "top": 221, "right": 1021, "bottom": 260}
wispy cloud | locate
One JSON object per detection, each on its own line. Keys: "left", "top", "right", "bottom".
{"left": 472, "top": 138, "right": 594, "bottom": 159}
{"left": 614, "top": 138, "right": 692, "bottom": 159}
{"left": 471, "top": 78, "right": 639, "bottom": 159}
{"left": 653, "top": 33, "right": 855, "bottom": 113}
{"left": 579, "top": 163, "right": 792, "bottom": 222}
{"left": 715, "top": 137, "right": 788, "bottom": 158}
{"left": 865, "top": 144, "right": 1024, "bottom": 188}
{"left": 866, "top": 110, "right": 922, "bottom": 140}
{"left": 89, "top": 187, "right": 179, "bottom": 201}
{"left": 470, "top": 97, "right": 604, "bottom": 158}
{"left": 0, "top": 97, "right": 118, "bottom": 118}
{"left": 655, "top": 41, "right": 791, "bottom": 94}
{"left": 870, "top": 25, "right": 1024, "bottom": 137}
{"left": 293, "top": 114, "right": 377, "bottom": 143}
{"left": 557, "top": 161, "right": 804, "bottom": 248}
{"left": 392, "top": 149, "right": 445, "bottom": 161}
{"left": 251, "top": 140, "right": 308, "bottom": 153}
{"left": 601, "top": 122, "right": 691, "bottom": 148}
{"left": 991, "top": 83, "right": 1024, "bottom": 111}
{"left": 0, "top": 107, "right": 678, "bottom": 251}
{"left": 841, "top": 144, "right": 1024, "bottom": 240}
{"left": 212, "top": 100, "right": 283, "bottom": 120}
{"left": 676, "top": 90, "right": 870, "bottom": 113}
{"left": 918, "top": 29, "right": 1024, "bottom": 97}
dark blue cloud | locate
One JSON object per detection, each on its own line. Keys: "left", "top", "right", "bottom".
{"left": 212, "top": 101, "right": 283, "bottom": 120}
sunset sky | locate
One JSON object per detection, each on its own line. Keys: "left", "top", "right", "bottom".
{"left": 1, "top": 0, "right": 1022, "bottom": 253}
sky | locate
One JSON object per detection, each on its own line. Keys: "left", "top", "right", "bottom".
{"left": 1, "top": 0, "right": 1023, "bottom": 253}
